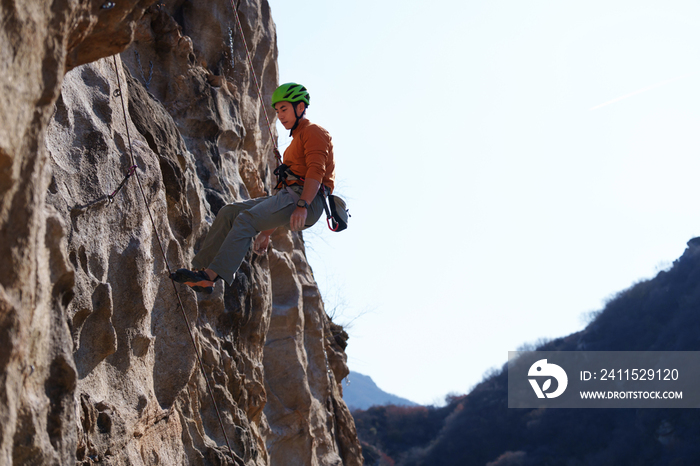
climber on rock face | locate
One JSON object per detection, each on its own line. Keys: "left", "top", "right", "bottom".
{"left": 170, "top": 82, "right": 336, "bottom": 293}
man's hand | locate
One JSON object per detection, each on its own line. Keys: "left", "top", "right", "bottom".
{"left": 253, "top": 230, "right": 274, "bottom": 254}
{"left": 290, "top": 206, "right": 308, "bottom": 231}
{"left": 290, "top": 178, "right": 320, "bottom": 231}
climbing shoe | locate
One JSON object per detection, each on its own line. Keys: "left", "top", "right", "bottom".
{"left": 170, "top": 268, "right": 215, "bottom": 294}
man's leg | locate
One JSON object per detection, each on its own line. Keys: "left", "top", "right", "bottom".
{"left": 208, "top": 189, "right": 300, "bottom": 285}
{"left": 191, "top": 197, "right": 265, "bottom": 270}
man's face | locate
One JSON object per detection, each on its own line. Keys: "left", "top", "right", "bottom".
{"left": 275, "top": 101, "right": 304, "bottom": 129}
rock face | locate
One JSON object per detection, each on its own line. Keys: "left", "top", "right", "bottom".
{"left": 0, "top": 1, "right": 362, "bottom": 465}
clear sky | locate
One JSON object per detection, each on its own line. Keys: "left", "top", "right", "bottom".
{"left": 265, "top": 0, "right": 700, "bottom": 405}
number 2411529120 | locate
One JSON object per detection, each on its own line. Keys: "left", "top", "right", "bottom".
{"left": 597, "top": 368, "right": 679, "bottom": 381}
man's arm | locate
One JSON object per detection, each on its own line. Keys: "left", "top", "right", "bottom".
{"left": 290, "top": 178, "right": 321, "bottom": 231}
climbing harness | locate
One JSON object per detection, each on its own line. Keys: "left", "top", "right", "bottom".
{"left": 109, "top": 56, "right": 241, "bottom": 465}
{"left": 273, "top": 163, "right": 304, "bottom": 189}
{"left": 274, "top": 164, "right": 349, "bottom": 232}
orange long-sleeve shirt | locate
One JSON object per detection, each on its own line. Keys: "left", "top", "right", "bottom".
{"left": 283, "top": 118, "right": 335, "bottom": 193}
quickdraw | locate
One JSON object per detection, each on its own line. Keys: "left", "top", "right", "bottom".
{"left": 107, "top": 165, "right": 137, "bottom": 202}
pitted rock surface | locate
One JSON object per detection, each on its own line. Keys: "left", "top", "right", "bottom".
{"left": 0, "top": 1, "right": 362, "bottom": 464}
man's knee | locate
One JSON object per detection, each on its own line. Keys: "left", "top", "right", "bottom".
{"left": 217, "top": 204, "right": 244, "bottom": 226}
{"left": 232, "top": 209, "right": 257, "bottom": 233}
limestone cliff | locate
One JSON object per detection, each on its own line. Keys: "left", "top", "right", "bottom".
{"left": 0, "top": 1, "right": 361, "bottom": 465}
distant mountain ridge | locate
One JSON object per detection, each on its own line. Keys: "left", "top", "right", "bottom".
{"left": 343, "top": 371, "right": 419, "bottom": 411}
{"left": 354, "top": 238, "right": 700, "bottom": 465}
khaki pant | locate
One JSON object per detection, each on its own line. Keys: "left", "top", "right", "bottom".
{"left": 192, "top": 186, "right": 324, "bottom": 285}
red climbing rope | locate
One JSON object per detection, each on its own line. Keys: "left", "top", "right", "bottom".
{"left": 229, "top": 0, "right": 282, "bottom": 164}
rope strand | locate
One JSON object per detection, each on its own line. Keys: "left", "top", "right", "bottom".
{"left": 229, "top": 0, "right": 282, "bottom": 163}
{"left": 108, "top": 2, "right": 283, "bottom": 459}
{"left": 110, "top": 55, "right": 241, "bottom": 465}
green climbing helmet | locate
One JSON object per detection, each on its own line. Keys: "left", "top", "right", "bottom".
{"left": 271, "top": 83, "right": 310, "bottom": 108}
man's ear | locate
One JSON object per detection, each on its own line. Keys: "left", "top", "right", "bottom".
{"left": 295, "top": 102, "right": 306, "bottom": 116}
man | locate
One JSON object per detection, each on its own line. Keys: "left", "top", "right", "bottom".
{"left": 171, "top": 82, "right": 335, "bottom": 293}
